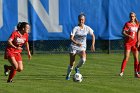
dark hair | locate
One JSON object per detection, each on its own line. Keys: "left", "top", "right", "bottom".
{"left": 17, "top": 22, "right": 29, "bottom": 30}
{"left": 78, "top": 13, "right": 86, "bottom": 20}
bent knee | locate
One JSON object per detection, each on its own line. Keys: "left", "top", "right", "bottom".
{"left": 13, "top": 66, "right": 18, "bottom": 71}
{"left": 81, "top": 58, "right": 86, "bottom": 64}
{"left": 17, "top": 68, "right": 23, "bottom": 72}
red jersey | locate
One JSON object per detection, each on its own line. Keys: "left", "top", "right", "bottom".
{"left": 123, "top": 21, "right": 139, "bottom": 45}
{"left": 6, "top": 30, "right": 29, "bottom": 53}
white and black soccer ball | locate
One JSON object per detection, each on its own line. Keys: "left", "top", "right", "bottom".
{"left": 73, "top": 73, "right": 83, "bottom": 82}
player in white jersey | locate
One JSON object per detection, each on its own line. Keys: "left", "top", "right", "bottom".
{"left": 66, "top": 13, "right": 95, "bottom": 80}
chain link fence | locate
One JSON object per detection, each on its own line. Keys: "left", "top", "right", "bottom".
{"left": 0, "top": 39, "right": 124, "bottom": 55}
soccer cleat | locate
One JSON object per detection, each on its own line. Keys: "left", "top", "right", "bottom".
{"left": 75, "top": 67, "right": 80, "bottom": 73}
{"left": 4, "top": 65, "right": 9, "bottom": 76}
{"left": 66, "top": 75, "right": 70, "bottom": 80}
{"left": 7, "top": 79, "right": 13, "bottom": 83}
{"left": 119, "top": 72, "right": 123, "bottom": 77}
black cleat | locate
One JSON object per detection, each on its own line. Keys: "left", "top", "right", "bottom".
{"left": 7, "top": 79, "right": 13, "bottom": 83}
{"left": 4, "top": 65, "right": 9, "bottom": 76}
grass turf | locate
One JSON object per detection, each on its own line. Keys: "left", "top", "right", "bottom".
{"left": 0, "top": 53, "right": 140, "bottom": 93}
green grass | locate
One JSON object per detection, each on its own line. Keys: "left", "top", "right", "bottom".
{"left": 0, "top": 53, "right": 140, "bottom": 93}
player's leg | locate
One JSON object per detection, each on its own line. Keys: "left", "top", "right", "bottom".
{"left": 16, "top": 53, "right": 23, "bottom": 72}
{"left": 4, "top": 64, "right": 9, "bottom": 76}
{"left": 66, "top": 53, "right": 76, "bottom": 80}
{"left": 75, "top": 51, "right": 86, "bottom": 73}
{"left": 7, "top": 57, "right": 18, "bottom": 82}
{"left": 4, "top": 52, "right": 12, "bottom": 76}
{"left": 132, "top": 47, "right": 140, "bottom": 78}
{"left": 120, "top": 49, "right": 130, "bottom": 76}
{"left": 17, "top": 61, "right": 23, "bottom": 72}
{"left": 138, "top": 47, "right": 140, "bottom": 73}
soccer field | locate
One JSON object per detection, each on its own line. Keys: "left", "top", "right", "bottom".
{"left": 0, "top": 53, "right": 140, "bottom": 93}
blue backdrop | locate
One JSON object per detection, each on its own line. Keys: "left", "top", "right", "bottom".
{"left": 0, "top": 0, "right": 140, "bottom": 41}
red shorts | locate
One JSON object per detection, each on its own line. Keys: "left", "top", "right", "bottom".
{"left": 125, "top": 44, "right": 138, "bottom": 51}
{"left": 4, "top": 51, "right": 22, "bottom": 62}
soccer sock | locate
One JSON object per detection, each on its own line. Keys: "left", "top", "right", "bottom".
{"left": 134, "top": 61, "right": 139, "bottom": 73}
{"left": 76, "top": 58, "right": 86, "bottom": 68}
{"left": 121, "top": 59, "right": 127, "bottom": 72}
{"left": 67, "top": 65, "right": 73, "bottom": 76}
{"left": 8, "top": 69, "right": 17, "bottom": 81}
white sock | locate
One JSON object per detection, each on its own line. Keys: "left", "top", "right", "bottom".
{"left": 67, "top": 65, "right": 73, "bottom": 76}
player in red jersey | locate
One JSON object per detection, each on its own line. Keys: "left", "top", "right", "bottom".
{"left": 4, "top": 22, "right": 32, "bottom": 82}
{"left": 119, "top": 12, "right": 140, "bottom": 78}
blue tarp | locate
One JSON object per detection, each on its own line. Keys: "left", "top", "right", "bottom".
{"left": 0, "top": 0, "right": 140, "bottom": 41}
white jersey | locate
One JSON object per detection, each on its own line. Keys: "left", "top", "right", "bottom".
{"left": 70, "top": 25, "right": 94, "bottom": 53}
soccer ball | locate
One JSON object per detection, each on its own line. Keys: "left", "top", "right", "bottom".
{"left": 73, "top": 73, "right": 83, "bottom": 82}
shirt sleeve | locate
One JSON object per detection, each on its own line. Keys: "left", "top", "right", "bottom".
{"left": 25, "top": 34, "right": 29, "bottom": 43}
{"left": 71, "top": 27, "right": 77, "bottom": 36}
{"left": 123, "top": 23, "right": 129, "bottom": 31}
{"left": 9, "top": 31, "right": 16, "bottom": 41}
{"left": 88, "top": 26, "right": 94, "bottom": 35}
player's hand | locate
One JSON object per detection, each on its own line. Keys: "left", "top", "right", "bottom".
{"left": 16, "top": 46, "right": 23, "bottom": 50}
{"left": 77, "top": 43, "right": 82, "bottom": 47}
{"left": 129, "top": 35, "right": 134, "bottom": 39}
{"left": 91, "top": 45, "right": 95, "bottom": 52}
{"left": 28, "top": 52, "right": 32, "bottom": 61}
{"left": 137, "top": 41, "right": 140, "bottom": 47}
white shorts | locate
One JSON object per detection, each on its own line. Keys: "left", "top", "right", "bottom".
{"left": 70, "top": 45, "right": 86, "bottom": 54}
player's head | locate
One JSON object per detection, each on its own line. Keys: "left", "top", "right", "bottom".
{"left": 78, "top": 13, "right": 86, "bottom": 26}
{"left": 129, "top": 12, "right": 136, "bottom": 20}
{"left": 17, "top": 22, "right": 30, "bottom": 33}
{"left": 129, "top": 12, "right": 138, "bottom": 24}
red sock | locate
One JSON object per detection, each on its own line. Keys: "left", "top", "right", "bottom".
{"left": 121, "top": 59, "right": 127, "bottom": 72}
{"left": 7, "top": 66, "right": 17, "bottom": 81}
{"left": 134, "top": 61, "right": 139, "bottom": 73}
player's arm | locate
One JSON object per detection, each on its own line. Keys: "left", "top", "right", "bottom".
{"left": 122, "top": 23, "right": 134, "bottom": 39}
{"left": 8, "top": 33, "right": 22, "bottom": 50}
{"left": 88, "top": 26, "right": 95, "bottom": 52}
{"left": 8, "top": 39, "right": 17, "bottom": 49}
{"left": 90, "top": 33, "right": 95, "bottom": 52}
{"left": 7, "top": 31, "right": 17, "bottom": 49}
{"left": 25, "top": 42, "right": 31, "bottom": 60}
{"left": 70, "top": 35, "right": 82, "bottom": 47}
{"left": 122, "top": 30, "right": 134, "bottom": 39}
{"left": 70, "top": 27, "right": 82, "bottom": 47}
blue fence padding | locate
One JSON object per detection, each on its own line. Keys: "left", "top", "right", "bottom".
{"left": 0, "top": 0, "right": 140, "bottom": 41}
